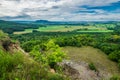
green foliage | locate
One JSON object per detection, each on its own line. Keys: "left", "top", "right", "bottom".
{"left": 118, "top": 60, "right": 120, "bottom": 68}
{"left": 3, "top": 22, "right": 120, "bottom": 79}
{"left": 0, "top": 30, "right": 8, "bottom": 40}
{"left": 109, "top": 51, "right": 120, "bottom": 62}
{"left": 88, "top": 63, "right": 97, "bottom": 71}
{"left": 0, "top": 49, "right": 67, "bottom": 80}
{"left": 46, "top": 40, "right": 66, "bottom": 67}
{"left": 0, "top": 30, "right": 69, "bottom": 80}
{"left": 30, "top": 45, "right": 47, "bottom": 63}
{"left": 0, "top": 30, "right": 7, "bottom": 36}
{"left": 11, "top": 31, "right": 120, "bottom": 67}
{"left": 30, "top": 40, "right": 66, "bottom": 68}
{"left": 110, "top": 75, "right": 120, "bottom": 80}
{"left": 10, "top": 60, "right": 48, "bottom": 80}
{"left": 0, "top": 20, "right": 39, "bottom": 34}
{"left": 98, "top": 43, "right": 118, "bottom": 55}
{"left": 114, "top": 25, "right": 120, "bottom": 34}
{"left": 0, "top": 50, "right": 23, "bottom": 80}
{"left": 10, "top": 22, "right": 120, "bottom": 71}
{"left": 47, "top": 73, "right": 65, "bottom": 80}
{"left": 22, "top": 41, "right": 37, "bottom": 52}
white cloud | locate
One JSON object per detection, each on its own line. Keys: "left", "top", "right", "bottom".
{"left": 0, "top": 0, "right": 120, "bottom": 21}
{"left": 67, "top": 13, "right": 120, "bottom": 21}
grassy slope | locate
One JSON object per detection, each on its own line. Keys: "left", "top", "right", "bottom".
{"left": 63, "top": 46, "right": 120, "bottom": 75}
{"left": 0, "top": 30, "right": 67, "bottom": 80}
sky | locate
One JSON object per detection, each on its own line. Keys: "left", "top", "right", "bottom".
{"left": 0, "top": 0, "right": 120, "bottom": 21}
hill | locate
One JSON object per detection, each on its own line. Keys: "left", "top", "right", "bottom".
{"left": 34, "top": 20, "right": 90, "bottom": 25}
{"left": 36, "top": 20, "right": 50, "bottom": 23}
{"left": 0, "top": 30, "right": 68, "bottom": 80}
{"left": 15, "top": 20, "right": 119, "bottom": 25}
{"left": 63, "top": 46, "right": 120, "bottom": 79}
{"left": 0, "top": 20, "right": 39, "bottom": 34}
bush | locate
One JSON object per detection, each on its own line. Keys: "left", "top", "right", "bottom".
{"left": 30, "top": 40, "right": 66, "bottom": 68}
{"left": 88, "top": 63, "right": 97, "bottom": 71}
{"left": 109, "top": 51, "right": 120, "bottom": 62}
{"left": 110, "top": 75, "right": 120, "bottom": 80}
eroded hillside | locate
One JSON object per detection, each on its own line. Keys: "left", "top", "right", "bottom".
{"left": 62, "top": 46, "right": 120, "bottom": 80}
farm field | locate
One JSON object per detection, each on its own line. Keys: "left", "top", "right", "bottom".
{"left": 13, "top": 29, "right": 33, "bottom": 34}
{"left": 77, "top": 30, "right": 113, "bottom": 33}
{"left": 13, "top": 25, "right": 113, "bottom": 34}
{"left": 63, "top": 46, "right": 120, "bottom": 75}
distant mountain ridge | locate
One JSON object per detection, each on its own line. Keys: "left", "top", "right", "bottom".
{"left": 34, "top": 20, "right": 120, "bottom": 25}
{"left": 36, "top": 20, "right": 50, "bottom": 23}
{"left": 35, "top": 20, "right": 93, "bottom": 25}
{"left": 0, "top": 20, "right": 39, "bottom": 34}
{"left": 0, "top": 19, "right": 119, "bottom": 25}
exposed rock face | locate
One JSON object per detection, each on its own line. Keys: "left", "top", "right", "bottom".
{"left": 0, "top": 38, "right": 27, "bottom": 54}
{"left": 59, "top": 60, "right": 111, "bottom": 80}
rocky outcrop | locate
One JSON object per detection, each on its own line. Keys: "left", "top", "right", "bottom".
{"left": 0, "top": 37, "right": 27, "bottom": 54}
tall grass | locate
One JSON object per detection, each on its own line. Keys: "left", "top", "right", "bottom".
{"left": 0, "top": 50, "right": 44, "bottom": 80}
{"left": 0, "top": 49, "right": 68, "bottom": 80}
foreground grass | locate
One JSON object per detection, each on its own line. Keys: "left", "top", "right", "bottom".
{"left": 0, "top": 49, "right": 68, "bottom": 80}
{"left": 63, "top": 46, "right": 120, "bottom": 75}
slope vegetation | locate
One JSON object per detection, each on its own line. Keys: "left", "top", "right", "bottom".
{"left": 0, "top": 30, "right": 67, "bottom": 80}
{"left": 63, "top": 46, "right": 120, "bottom": 79}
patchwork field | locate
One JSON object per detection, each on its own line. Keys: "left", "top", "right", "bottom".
{"left": 13, "top": 25, "right": 113, "bottom": 34}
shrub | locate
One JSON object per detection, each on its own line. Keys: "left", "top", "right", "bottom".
{"left": 110, "top": 75, "right": 120, "bottom": 80}
{"left": 30, "top": 40, "right": 66, "bottom": 68}
{"left": 88, "top": 63, "right": 97, "bottom": 71}
{"left": 109, "top": 51, "right": 120, "bottom": 62}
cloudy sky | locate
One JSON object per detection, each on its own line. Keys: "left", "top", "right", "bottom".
{"left": 0, "top": 0, "right": 120, "bottom": 21}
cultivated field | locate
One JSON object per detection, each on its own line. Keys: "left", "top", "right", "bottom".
{"left": 13, "top": 25, "right": 113, "bottom": 34}
{"left": 13, "top": 29, "right": 33, "bottom": 34}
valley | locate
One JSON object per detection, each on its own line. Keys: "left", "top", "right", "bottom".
{"left": 0, "top": 20, "right": 120, "bottom": 80}
{"left": 0, "top": 0, "right": 120, "bottom": 79}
